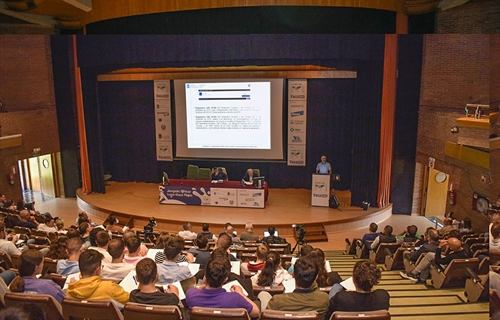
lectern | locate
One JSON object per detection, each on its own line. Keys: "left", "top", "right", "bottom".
{"left": 311, "top": 174, "right": 330, "bottom": 206}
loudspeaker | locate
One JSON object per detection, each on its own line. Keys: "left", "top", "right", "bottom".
{"left": 329, "top": 195, "right": 339, "bottom": 209}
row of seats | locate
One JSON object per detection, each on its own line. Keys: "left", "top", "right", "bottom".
{"left": 0, "top": 292, "right": 390, "bottom": 320}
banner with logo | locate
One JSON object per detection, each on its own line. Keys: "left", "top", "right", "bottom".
{"left": 311, "top": 174, "right": 331, "bottom": 206}
{"left": 154, "top": 80, "right": 173, "bottom": 161}
{"left": 237, "top": 189, "right": 265, "bottom": 208}
{"left": 210, "top": 188, "right": 238, "bottom": 207}
{"left": 159, "top": 186, "right": 211, "bottom": 205}
{"left": 288, "top": 80, "right": 307, "bottom": 166}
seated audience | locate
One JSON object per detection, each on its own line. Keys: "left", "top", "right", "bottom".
{"left": 123, "top": 230, "right": 148, "bottom": 256}
{"left": 200, "top": 223, "right": 217, "bottom": 240}
{"left": 263, "top": 256, "right": 329, "bottom": 319}
{"left": 459, "top": 217, "right": 473, "bottom": 234}
{"left": 186, "top": 256, "right": 260, "bottom": 318}
{"left": 439, "top": 217, "right": 458, "bottom": 237}
{"left": 123, "top": 235, "right": 146, "bottom": 265}
{"left": 157, "top": 237, "right": 192, "bottom": 283}
{"left": 56, "top": 237, "right": 82, "bottom": 275}
{"left": 55, "top": 219, "right": 67, "bottom": 234}
{"left": 251, "top": 251, "right": 292, "bottom": 286}
{"left": 326, "top": 260, "right": 389, "bottom": 319}
{"left": 130, "top": 258, "right": 180, "bottom": 306}
{"left": 0, "top": 221, "right": 22, "bottom": 256}
{"left": 9, "top": 249, "right": 66, "bottom": 304}
{"left": 105, "top": 215, "right": 124, "bottom": 233}
{"left": 15, "top": 209, "right": 39, "bottom": 229}
{"left": 219, "top": 222, "right": 241, "bottom": 244}
{"left": 309, "top": 248, "right": 342, "bottom": 287}
{"left": 66, "top": 227, "right": 80, "bottom": 239}
{"left": 88, "top": 230, "right": 112, "bottom": 263}
{"left": 37, "top": 214, "right": 58, "bottom": 233}
{"left": 396, "top": 225, "right": 419, "bottom": 243}
{"left": 45, "top": 235, "right": 68, "bottom": 259}
{"left": 400, "top": 237, "right": 470, "bottom": 283}
{"left": 178, "top": 222, "right": 197, "bottom": 240}
{"left": 154, "top": 234, "right": 194, "bottom": 264}
{"left": 0, "top": 303, "right": 46, "bottom": 320}
{"left": 215, "top": 234, "right": 238, "bottom": 261}
{"left": 370, "top": 225, "right": 396, "bottom": 250}
{"left": 240, "top": 222, "right": 260, "bottom": 242}
{"left": 79, "top": 222, "right": 92, "bottom": 249}
{"left": 262, "top": 226, "right": 287, "bottom": 244}
{"left": 287, "top": 244, "right": 314, "bottom": 273}
{"left": 188, "top": 233, "right": 212, "bottom": 269}
{"left": 404, "top": 228, "right": 440, "bottom": 264}
{"left": 242, "top": 243, "right": 269, "bottom": 273}
{"left": 360, "top": 222, "right": 379, "bottom": 245}
{"left": 491, "top": 222, "right": 500, "bottom": 253}
{"left": 101, "top": 238, "right": 135, "bottom": 280}
{"left": 67, "top": 249, "right": 129, "bottom": 305}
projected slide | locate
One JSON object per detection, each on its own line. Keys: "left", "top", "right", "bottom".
{"left": 185, "top": 82, "right": 271, "bottom": 149}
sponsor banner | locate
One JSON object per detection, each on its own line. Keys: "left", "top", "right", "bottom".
{"left": 288, "top": 145, "right": 306, "bottom": 166}
{"left": 159, "top": 186, "right": 211, "bottom": 205}
{"left": 154, "top": 80, "right": 171, "bottom": 99}
{"left": 155, "top": 112, "right": 172, "bottom": 141}
{"left": 288, "top": 79, "right": 307, "bottom": 101}
{"left": 311, "top": 174, "right": 330, "bottom": 206}
{"left": 287, "top": 79, "right": 307, "bottom": 166}
{"left": 156, "top": 141, "right": 173, "bottom": 161}
{"left": 237, "top": 189, "right": 265, "bottom": 208}
{"left": 210, "top": 188, "right": 238, "bottom": 207}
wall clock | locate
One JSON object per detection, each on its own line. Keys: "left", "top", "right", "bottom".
{"left": 435, "top": 172, "right": 447, "bottom": 183}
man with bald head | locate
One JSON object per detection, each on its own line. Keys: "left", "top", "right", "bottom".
{"left": 401, "top": 236, "right": 469, "bottom": 284}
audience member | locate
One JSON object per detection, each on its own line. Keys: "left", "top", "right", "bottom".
{"left": 240, "top": 222, "right": 260, "bottom": 242}
{"left": 154, "top": 234, "right": 194, "bottom": 264}
{"left": 37, "top": 214, "right": 57, "bottom": 233}
{"left": 287, "top": 244, "right": 313, "bottom": 273}
{"left": 459, "top": 217, "right": 473, "bottom": 234}
{"left": 45, "top": 234, "right": 69, "bottom": 260}
{"left": 65, "top": 227, "right": 80, "bottom": 239}
{"left": 157, "top": 237, "right": 192, "bottom": 283}
{"left": 186, "top": 257, "right": 260, "bottom": 318}
{"left": 400, "top": 237, "right": 469, "bottom": 283}
{"left": 360, "top": 223, "right": 379, "bottom": 245}
{"left": 76, "top": 211, "right": 92, "bottom": 227}
{"left": 105, "top": 215, "right": 124, "bottom": 233}
{"left": 55, "top": 219, "right": 67, "bottom": 234}
{"left": 396, "top": 225, "right": 419, "bottom": 243}
{"left": 130, "top": 258, "right": 180, "bottom": 305}
{"left": 251, "top": 251, "right": 292, "bottom": 286}
{"left": 56, "top": 237, "right": 82, "bottom": 275}
{"left": 309, "top": 248, "right": 342, "bottom": 287}
{"left": 0, "top": 221, "right": 22, "bottom": 256}
{"left": 262, "top": 226, "right": 286, "bottom": 244}
{"left": 219, "top": 222, "right": 241, "bottom": 244}
{"left": 15, "top": 210, "right": 38, "bottom": 229}
{"left": 326, "top": 260, "right": 389, "bottom": 319}
{"left": 263, "top": 256, "right": 329, "bottom": 319}
{"left": 188, "top": 233, "right": 212, "bottom": 269}
{"left": 79, "top": 222, "right": 92, "bottom": 249}
{"left": 404, "top": 228, "right": 439, "bottom": 264}
{"left": 491, "top": 222, "right": 500, "bottom": 253}
{"left": 0, "top": 303, "right": 46, "bottom": 320}
{"left": 89, "top": 230, "right": 112, "bottom": 263}
{"left": 439, "top": 218, "right": 457, "bottom": 237}
{"left": 215, "top": 234, "right": 238, "bottom": 261}
{"left": 178, "top": 222, "right": 197, "bottom": 240}
{"left": 67, "top": 249, "right": 129, "bottom": 305}
{"left": 9, "top": 249, "right": 66, "bottom": 304}
{"left": 370, "top": 225, "right": 396, "bottom": 250}
{"left": 123, "top": 235, "right": 146, "bottom": 265}
{"left": 101, "top": 239, "right": 135, "bottom": 280}
{"left": 242, "top": 243, "right": 269, "bottom": 273}
{"left": 123, "top": 230, "right": 148, "bottom": 256}
{"left": 200, "top": 223, "right": 217, "bottom": 240}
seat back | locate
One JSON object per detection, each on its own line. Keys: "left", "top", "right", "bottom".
{"left": 384, "top": 247, "right": 405, "bottom": 270}
{"left": 261, "top": 310, "right": 319, "bottom": 319}
{"left": 50, "top": 273, "right": 68, "bottom": 289}
{"left": 30, "top": 235, "right": 50, "bottom": 245}
{"left": 253, "top": 169, "right": 260, "bottom": 177}
{"left": 31, "top": 229, "right": 49, "bottom": 237}
{"left": 61, "top": 298, "right": 124, "bottom": 320}
{"left": 44, "top": 257, "right": 59, "bottom": 274}
{"left": 186, "top": 165, "right": 199, "bottom": 180}
{"left": 124, "top": 302, "right": 182, "bottom": 320}
{"left": 252, "top": 285, "right": 285, "bottom": 296}
{"left": 4, "top": 292, "right": 63, "bottom": 320}
{"left": 330, "top": 310, "right": 391, "bottom": 319}
{"left": 198, "top": 168, "right": 212, "bottom": 180}
{"left": 190, "top": 307, "right": 250, "bottom": 320}
{"left": 14, "top": 226, "right": 31, "bottom": 235}
{"left": 432, "top": 258, "right": 480, "bottom": 289}
{"left": 371, "top": 243, "right": 400, "bottom": 264}
{"left": 0, "top": 250, "right": 14, "bottom": 270}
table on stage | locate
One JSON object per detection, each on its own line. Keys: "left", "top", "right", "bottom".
{"left": 159, "top": 179, "right": 268, "bottom": 208}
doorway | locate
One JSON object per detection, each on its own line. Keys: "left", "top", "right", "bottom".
{"left": 18, "top": 153, "right": 58, "bottom": 204}
{"left": 421, "top": 167, "right": 449, "bottom": 217}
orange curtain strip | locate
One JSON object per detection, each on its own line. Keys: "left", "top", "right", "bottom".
{"left": 73, "top": 35, "right": 92, "bottom": 194}
{"left": 377, "top": 34, "right": 398, "bottom": 207}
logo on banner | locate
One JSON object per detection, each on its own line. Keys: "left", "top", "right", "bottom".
{"left": 314, "top": 182, "right": 326, "bottom": 190}
{"left": 292, "top": 136, "right": 302, "bottom": 143}
{"left": 291, "top": 111, "right": 304, "bottom": 117}
{"left": 289, "top": 128, "right": 303, "bottom": 133}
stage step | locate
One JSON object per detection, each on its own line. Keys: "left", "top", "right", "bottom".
{"left": 296, "top": 223, "right": 328, "bottom": 242}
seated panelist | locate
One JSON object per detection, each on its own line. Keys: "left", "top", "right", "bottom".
{"left": 211, "top": 167, "right": 228, "bottom": 181}
{"left": 242, "top": 168, "right": 254, "bottom": 183}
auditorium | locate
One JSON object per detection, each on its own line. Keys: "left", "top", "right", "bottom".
{"left": 0, "top": 1, "right": 498, "bottom": 319}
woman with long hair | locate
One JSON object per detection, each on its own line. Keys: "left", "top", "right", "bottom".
{"left": 9, "top": 249, "right": 66, "bottom": 303}
{"left": 251, "top": 251, "right": 292, "bottom": 286}
{"left": 309, "top": 248, "right": 342, "bottom": 287}
{"left": 45, "top": 235, "right": 69, "bottom": 260}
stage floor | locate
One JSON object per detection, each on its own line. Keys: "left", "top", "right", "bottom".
{"left": 76, "top": 182, "right": 392, "bottom": 236}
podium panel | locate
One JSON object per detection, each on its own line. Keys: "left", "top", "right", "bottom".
{"left": 311, "top": 174, "right": 330, "bottom": 207}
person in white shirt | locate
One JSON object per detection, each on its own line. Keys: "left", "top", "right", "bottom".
{"left": 101, "top": 238, "right": 134, "bottom": 281}
{"left": 0, "top": 222, "right": 22, "bottom": 256}
{"left": 38, "top": 215, "right": 58, "bottom": 233}
{"left": 123, "top": 235, "right": 146, "bottom": 265}
{"left": 88, "top": 230, "right": 112, "bottom": 263}
{"left": 178, "top": 222, "right": 197, "bottom": 240}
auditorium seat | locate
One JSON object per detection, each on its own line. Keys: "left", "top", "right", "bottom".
{"left": 384, "top": 247, "right": 406, "bottom": 271}
{"left": 4, "top": 292, "right": 63, "bottom": 320}
{"left": 369, "top": 243, "right": 400, "bottom": 264}
{"left": 124, "top": 302, "right": 182, "bottom": 320}
{"left": 0, "top": 251, "right": 14, "bottom": 270}
{"left": 430, "top": 258, "right": 480, "bottom": 289}
{"left": 50, "top": 273, "right": 67, "bottom": 289}
{"left": 464, "top": 267, "right": 488, "bottom": 302}
{"left": 44, "top": 257, "right": 59, "bottom": 274}
{"left": 252, "top": 284, "right": 285, "bottom": 296}
{"left": 198, "top": 168, "right": 212, "bottom": 180}
{"left": 260, "top": 310, "right": 319, "bottom": 319}
{"left": 190, "top": 307, "right": 250, "bottom": 320}
{"left": 61, "top": 298, "right": 124, "bottom": 320}
{"left": 329, "top": 310, "right": 391, "bottom": 319}
{"left": 186, "top": 165, "right": 199, "bottom": 180}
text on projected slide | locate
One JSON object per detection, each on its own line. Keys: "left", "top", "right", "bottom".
{"left": 185, "top": 82, "right": 271, "bottom": 149}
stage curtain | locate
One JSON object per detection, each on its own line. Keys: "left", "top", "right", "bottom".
{"left": 378, "top": 34, "right": 398, "bottom": 208}
{"left": 73, "top": 36, "right": 91, "bottom": 194}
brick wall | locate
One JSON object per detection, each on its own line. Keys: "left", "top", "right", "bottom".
{"left": 436, "top": 0, "right": 500, "bottom": 33}
{"left": 416, "top": 34, "right": 492, "bottom": 232}
{"left": 0, "top": 35, "right": 60, "bottom": 201}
